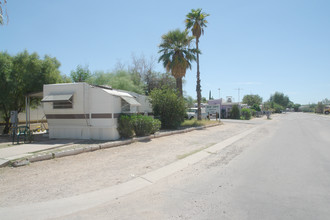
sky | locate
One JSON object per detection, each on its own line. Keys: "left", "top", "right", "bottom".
{"left": 1, "top": 0, "right": 329, "bottom": 104}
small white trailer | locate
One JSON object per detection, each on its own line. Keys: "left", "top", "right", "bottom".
{"left": 41, "top": 83, "right": 152, "bottom": 140}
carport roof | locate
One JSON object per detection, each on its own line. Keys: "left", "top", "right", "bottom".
{"left": 103, "top": 89, "right": 141, "bottom": 106}
{"left": 121, "top": 96, "right": 141, "bottom": 106}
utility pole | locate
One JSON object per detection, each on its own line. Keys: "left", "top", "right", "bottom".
{"left": 234, "top": 88, "right": 243, "bottom": 109}
{"left": 234, "top": 88, "right": 243, "bottom": 103}
{"left": 218, "top": 88, "right": 221, "bottom": 121}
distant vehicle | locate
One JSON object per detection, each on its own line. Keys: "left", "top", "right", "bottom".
{"left": 324, "top": 107, "right": 330, "bottom": 115}
{"left": 186, "top": 108, "right": 208, "bottom": 120}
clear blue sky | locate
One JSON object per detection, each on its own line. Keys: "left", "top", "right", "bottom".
{"left": 1, "top": 0, "right": 329, "bottom": 104}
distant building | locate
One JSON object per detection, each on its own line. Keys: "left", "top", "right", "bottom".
{"left": 208, "top": 97, "right": 246, "bottom": 118}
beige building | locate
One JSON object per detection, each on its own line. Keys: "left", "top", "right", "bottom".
{"left": 42, "top": 83, "right": 152, "bottom": 140}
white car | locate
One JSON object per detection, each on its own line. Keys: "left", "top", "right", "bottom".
{"left": 186, "top": 108, "right": 209, "bottom": 120}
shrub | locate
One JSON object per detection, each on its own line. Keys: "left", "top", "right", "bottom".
{"left": 117, "top": 114, "right": 134, "bottom": 138}
{"left": 250, "top": 109, "right": 256, "bottom": 117}
{"left": 117, "top": 114, "right": 161, "bottom": 138}
{"left": 151, "top": 118, "right": 162, "bottom": 134}
{"left": 230, "top": 104, "right": 240, "bottom": 119}
{"left": 131, "top": 115, "right": 161, "bottom": 136}
{"left": 251, "top": 104, "right": 261, "bottom": 112}
{"left": 241, "top": 108, "right": 252, "bottom": 120}
{"left": 150, "top": 88, "right": 186, "bottom": 129}
{"left": 273, "top": 103, "right": 284, "bottom": 113}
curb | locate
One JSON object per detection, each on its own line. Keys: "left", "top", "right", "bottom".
{"left": 6, "top": 123, "right": 221, "bottom": 167}
{"left": 0, "top": 122, "right": 261, "bottom": 219}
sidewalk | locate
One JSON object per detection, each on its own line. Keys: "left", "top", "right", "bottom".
{"left": 0, "top": 138, "right": 87, "bottom": 167}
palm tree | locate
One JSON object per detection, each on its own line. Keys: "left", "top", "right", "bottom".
{"left": 158, "top": 29, "right": 197, "bottom": 96}
{"left": 0, "top": 0, "right": 8, "bottom": 25}
{"left": 185, "top": 8, "right": 209, "bottom": 120}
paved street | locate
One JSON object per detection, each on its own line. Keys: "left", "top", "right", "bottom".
{"left": 1, "top": 113, "right": 330, "bottom": 219}
{"left": 57, "top": 113, "right": 330, "bottom": 219}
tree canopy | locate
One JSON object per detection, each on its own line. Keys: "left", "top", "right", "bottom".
{"left": 242, "top": 94, "right": 263, "bottom": 107}
{"left": 269, "top": 92, "right": 290, "bottom": 108}
{"left": 0, "top": 50, "right": 61, "bottom": 134}
{"left": 185, "top": 8, "right": 209, "bottom": 41}
{"left": 315, "top": 102, "right": 325, "bottom": 114}
{"left": 70, "top": 65, "right": 91, "bottom": 82}
{"left": 158, "top": 29, "right": 197, "bottom": 96}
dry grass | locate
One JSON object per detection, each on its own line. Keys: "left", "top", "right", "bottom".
{"left": 180, "top": 119, "right": 220, "bottom": 128}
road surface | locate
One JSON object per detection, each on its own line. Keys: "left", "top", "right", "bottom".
{"left": 58, "top": 113, "right": 330, "bottom": 219}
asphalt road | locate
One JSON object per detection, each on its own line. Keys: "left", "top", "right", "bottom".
{"left": 59, "top": 113, "right": 330, "bottom": 220}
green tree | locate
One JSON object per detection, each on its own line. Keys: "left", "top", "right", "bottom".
{"left": 269, "top": 92, "right": 290, "bottom": 108}
{"left": 0, "top": 0, "right": 8, "bottom": 25}
{"left": 0, "top": 50, "right": 61, "bottom": 134}
{"left": 59, "top": 74, "right": 72, "bottom": 83}
{"left": 185, "top": 8, "right": 209, "bottom": 120}
{"left": 70, "top": 65, "right": 91, "bottom": 82}
{"left": 315, "top": 102, "right": 325, "bottom": 114}
{"left": 87, "top": 70, "right": 112, "bottom": 86}
{"left": 184, "top": 95, "right": 194, "bottom": 108}
{"left": 242, "top": 94, "right": 263, "bottom": 107}
{"left": 158, "top": 29, "right": 197, "bottom": 96}
{"left": 156, "top": 72, "right": 177, "bottom": 91}
{"left": 87, "top": 70, "right": 145, "bottom": 94}
{"left": 209, "top": 90, "right": 214, "bottom": 100}
{"left": 150, "top": 87, "right": 186, "bottom": 129}
{"left": 293, "top": 103, "right": 301, "bottom": 112}
{"left": 251, "top": 104, "right": 261, "bottom": 112}
{"left": 272, "top": 102, "right": 285, "bottom": 113}
{"left": 322, "top": 98, "right": 330, "bottom": 105}
{"left": 230, "top": 104, "right": 240, "bottom": 119}
{"left": 109, "top": 70, "right": 144, "bottom": 94}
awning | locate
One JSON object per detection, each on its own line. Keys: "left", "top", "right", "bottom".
{"left": 121, "top": 96, "right": 141, "bottom": 106}
{"left": 102, "top": 89, "right": 141, "bottom": 106}
{"left": 41, "top": 94, "right": 73, "bottom": 102}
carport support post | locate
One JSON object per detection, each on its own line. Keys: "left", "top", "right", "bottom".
{"left": 25, "top": 96, "right": 30, "bottom": 129}
{"left": 25, "top": 96, "right": 28, "bottom": 128}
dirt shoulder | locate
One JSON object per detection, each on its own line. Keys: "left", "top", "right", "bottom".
{"left": 0, "top": 120, "right": 262, "bottom": 207}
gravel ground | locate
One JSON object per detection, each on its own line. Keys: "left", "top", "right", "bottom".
{"left": 0, "top": 121, "right": 262, "bottom": 207}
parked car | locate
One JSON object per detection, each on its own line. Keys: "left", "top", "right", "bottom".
{"left": 186, "top": 108, "right": 209, "bottom": 120}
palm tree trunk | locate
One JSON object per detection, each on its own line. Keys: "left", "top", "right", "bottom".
{"left": 196, "top": 38, "right": 202, "bottom": 120}
{"left": 176, "top": 77, "right": 183, "bottom": 97}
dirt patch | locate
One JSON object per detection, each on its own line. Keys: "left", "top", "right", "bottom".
{"left": 0, "top": 122, "right": 258, "bottom": 206}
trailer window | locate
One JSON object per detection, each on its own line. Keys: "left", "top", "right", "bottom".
{"left": 53, "top": 97, "right": 73, "bottom": 109}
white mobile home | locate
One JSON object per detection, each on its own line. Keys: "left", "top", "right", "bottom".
{"left": 42, "top": 83, "right": 152, "bottom": 140}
